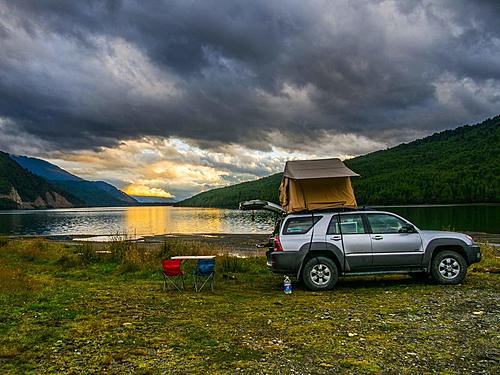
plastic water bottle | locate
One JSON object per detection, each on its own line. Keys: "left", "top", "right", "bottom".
{"left": 283, "top": 276, "right": 292, "bottom": 294}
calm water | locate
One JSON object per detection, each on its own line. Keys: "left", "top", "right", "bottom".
{"left": 0, "top": 205, "right": 498, "bottom": 237}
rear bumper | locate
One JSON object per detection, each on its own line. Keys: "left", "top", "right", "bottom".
{"left": 267, "top": 250, "right": 301, "bottom": 275}
{"left": 464, "top": 244, "right": 481, "bottom": 265}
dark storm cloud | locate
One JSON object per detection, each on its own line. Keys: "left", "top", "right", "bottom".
{"left": 0, "top": 0, "right": 499, "bottom": 154}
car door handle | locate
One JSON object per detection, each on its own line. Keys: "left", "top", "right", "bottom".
{"left": 372, "top": 235, "right": 383, "bottom": 240}
{"left": 330, "top": 235, "right": 341, "bottom": 241}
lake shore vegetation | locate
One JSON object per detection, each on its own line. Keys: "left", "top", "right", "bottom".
{"left": 0, "top": 237, "right": 498, "bottom": 373}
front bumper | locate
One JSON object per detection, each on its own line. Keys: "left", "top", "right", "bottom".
{"left": 464, "top": 244, "right": 481, "bottom": 265}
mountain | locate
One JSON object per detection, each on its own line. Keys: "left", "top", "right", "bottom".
{"left": 10, "top": 155, "right": 82, "bottom": 182}
{"left": 0, "top": 151, "right": 83, "bottom": 209}
{"left": 177, "top": 115, "right": 500, "bottom": 208}
{"left": 92, "top": 181, "right": 137, "bottom": 205}
{"left": 11, "top": 155, "right": 137, "bottom": 207}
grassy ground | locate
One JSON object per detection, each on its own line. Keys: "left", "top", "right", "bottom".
{"left": 0, "top": 238, "right": 498, "bottom": 374}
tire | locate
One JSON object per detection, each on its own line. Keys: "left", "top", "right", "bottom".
{"left": 431, "top": 250, "right": 467, "bottom": 285}
{"left": 302, "top": 256, "right": 338, "bottom": 291}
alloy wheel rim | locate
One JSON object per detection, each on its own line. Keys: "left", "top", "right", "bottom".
{"left": 438, "top": 257, "right": 460, "bottom": 279}
{"left": 310, "top": 264, "right": 331, "bottom": 285}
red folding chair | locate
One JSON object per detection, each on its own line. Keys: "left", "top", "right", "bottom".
{"left": 162, "top": 259, "right": 184, "bottom": 291}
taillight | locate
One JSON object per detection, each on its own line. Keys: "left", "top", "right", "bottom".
{"left": 273, "top": 236, "right": 284, "bottom": 252}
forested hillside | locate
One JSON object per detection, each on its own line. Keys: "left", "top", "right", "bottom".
{"left": 177, "top": 115, "right": 500, "bottom": 208}
{"left": 0, "top": 152, "right": 82, "bottom": 209}
{"left": 177, "top": 173, "right": 282, "bottom": 209}
{"left": 345, "top": 116, "right": 499, "bottom": 204}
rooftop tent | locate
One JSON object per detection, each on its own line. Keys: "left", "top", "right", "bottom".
{"left": 279, "top": 158, "right": 359, "bottom": 213}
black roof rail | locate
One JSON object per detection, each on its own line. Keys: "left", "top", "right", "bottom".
{"left": 289, "top": 206, "right": 376, "bottom": 215}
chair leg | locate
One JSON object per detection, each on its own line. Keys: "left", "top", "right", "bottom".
{"left": 164, "top": 275, "right": 184, "bottom": 292}
{"left": 195, "top": 273, "right": 214, "bottom": 292}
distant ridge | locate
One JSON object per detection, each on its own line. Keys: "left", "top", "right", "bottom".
{"left": 11, "top": 155, "right": 82, "bottom": 182}
{"left": 11, "top": 155, "right": 138, "bottom": 207}
{"left": 132, "top": 196, "right": 175, "bottom": 204}
{"left": 0, "top": 151, "right": 83, "bottom": 209}
{"left": 177, "top": 115, "right": 500, "bottom": 208}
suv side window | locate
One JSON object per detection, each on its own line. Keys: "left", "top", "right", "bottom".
{"left": 328, "top": 214, "right": 366, "bottom": 234}
{"left": 366, "top": 213, "right": 406, "bottom": 234}
{"left": 283, "top": 216, "right": 322, "bottom": 235}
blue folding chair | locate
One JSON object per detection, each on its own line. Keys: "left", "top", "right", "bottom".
{"left": 193, "top": 259, "right": 215, "bottom": 292}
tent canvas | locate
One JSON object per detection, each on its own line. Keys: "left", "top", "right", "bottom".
{"left": 279, "top": 158, "right": 359, "bottom": 213}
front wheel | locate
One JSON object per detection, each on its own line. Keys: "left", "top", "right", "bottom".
{"left": 302, "top": 256, "right": 338, "bottom": 291}
{"left": 431, "top": 251, "right": 467, "bottom": 285}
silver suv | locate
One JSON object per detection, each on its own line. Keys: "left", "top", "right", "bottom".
{"left": 241, "top": 201, "right": 482, "bottom": 291}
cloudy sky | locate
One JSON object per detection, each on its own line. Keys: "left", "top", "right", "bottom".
{"left": 0, "top": 0, "right": 499, "bottom": 200}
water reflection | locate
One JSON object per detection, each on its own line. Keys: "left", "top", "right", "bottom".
{"left": 0, "top": 206, "right": 277, "bottom": 236}
{"left": 125, "top": 207, "right": 227, "bottom": 235}
{"left": 0, "top": 204, "right": 497, "bottom": 236}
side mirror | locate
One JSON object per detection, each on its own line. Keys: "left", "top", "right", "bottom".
{"left": 399, "top": 223, "right": 416, "bottom": 233}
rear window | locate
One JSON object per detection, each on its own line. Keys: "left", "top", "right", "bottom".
{"left": 282, "top": 216, "right": 322, "bottom": 235}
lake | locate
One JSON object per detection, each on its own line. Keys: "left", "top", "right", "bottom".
{"left": 0, "top": 205, "right": 498, "bottom": 238}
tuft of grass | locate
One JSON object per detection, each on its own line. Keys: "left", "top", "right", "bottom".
{"left": 218, "top": 255, "right": 249, "bottom": 273}
{"left": 217, "top": 255, "right": 265, "bottom": 274}
{"left": 107, "top": 237, "right": 133, "bottom": 263}
{"left": 159, "top": 239, "right": 217, "bottom": 258}
{"left": 0, "top": 237, "right": 9, "bottom": 248}
{"left": 79, "top": 242, "right": 96, "bottom": 264}
{"left": 0, "top": 266, "right": 37, "bottom": 293}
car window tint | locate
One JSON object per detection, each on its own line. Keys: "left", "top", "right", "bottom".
{"left": 327, "top": 215, "right": 340, "bottom": 234}
{"left": 283, "top": 216, "right": 322, "bottom": 235}
{"left": 337, "top": 214, "right": 365, "bottom": 234}
{"left": 367, "top": 214, "right": 406, "bottom": 234}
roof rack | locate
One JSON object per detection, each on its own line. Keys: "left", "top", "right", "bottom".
{"left": 287, "top": 206, "right": 375, "bottom": 215}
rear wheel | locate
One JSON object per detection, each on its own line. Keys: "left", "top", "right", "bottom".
{"left": 302, "top": 256, "right": 338, "bottom": 291}
{"left": 431, "top": 250, "right": 467, "bottom": 285}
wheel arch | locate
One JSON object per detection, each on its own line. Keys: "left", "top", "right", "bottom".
{"left": 296, "top": 243, "right": 343, "bottom": 280}
{"left": 424, "top": 238, "right": 468, "bottom": 268}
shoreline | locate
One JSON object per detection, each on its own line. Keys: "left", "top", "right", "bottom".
{"left": 5, "top": 231, "right": 500, "bottom": 252}
{"left": 1, "top": 202, "right": 499, "bottom": 213}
